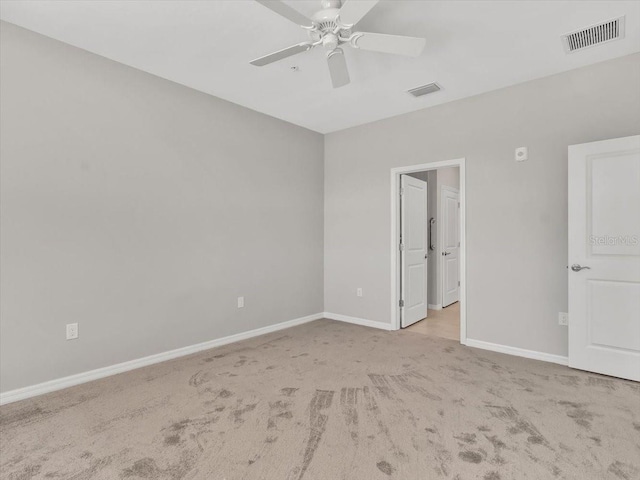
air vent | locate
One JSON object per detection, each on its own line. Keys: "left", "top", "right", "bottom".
{"left": 562, "top": 16, "right": 625, "bottom": 53}
{"left": 407, "top": 83, "right": 441, "bottom": 97}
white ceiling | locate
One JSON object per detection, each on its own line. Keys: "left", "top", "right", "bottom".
{"left": 1, "top": 1, "right": 639, "bottom": 133}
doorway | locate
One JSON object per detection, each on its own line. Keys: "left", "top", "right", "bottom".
{"left": 390, "top": 159, "right": 466, "bottom": 343}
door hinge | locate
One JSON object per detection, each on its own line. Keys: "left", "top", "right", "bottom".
{"left": 400, "top": 187, "right": 404, "bottom": 196}
{"left": 458, "top": 201, "right": 460, "bottom": 208}
{"left": 399, "top": 299, "right": 405, "bottom": 308}
{"left": 458, "top": 281, "right": 460, "bottom": 286}
{"left": 399, "top": 243, "right": 405, "bottom": 251}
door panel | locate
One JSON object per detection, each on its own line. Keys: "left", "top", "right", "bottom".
{"left": 442, "top": 187, "right": 460, "bottom": 307}
{"left": 590, "top": 153, "right": 640, "bottom": 257}
{"left": 407, "top": 264, "right": 426, "bottom": 308}
{"left": 401, "top": 175, "right": 428, "bottom": 327}
{"left": 445, "top": 258, "right": 458, "bottom": 295}
{"left": 588, "top": 280, "right": 640, "bottom": 351}
{"left": 568, "top": 135, "right": 640, "bottom": 381}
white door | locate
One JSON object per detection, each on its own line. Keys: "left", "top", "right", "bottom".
{"left": 568, "top": 135, "right": 640, "bottom": 381}
{"left": 441, "top": 187, "right": 460, "bottom": 307}
{"left": 400, "top": 175, "right": 428, "bottom": 327}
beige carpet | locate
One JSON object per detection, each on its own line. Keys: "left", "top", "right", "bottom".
{"left": 1, "top": 320, "right": 639, "bottom": 480}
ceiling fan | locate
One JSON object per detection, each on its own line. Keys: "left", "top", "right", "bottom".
{"left": 250, "top": 0, "right": 426, "bottom": 88}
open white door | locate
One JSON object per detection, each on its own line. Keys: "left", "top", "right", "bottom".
{"left": 568, "top": 135, "right": 640, "bottom": 381}
{"left": 441, "top": 187, "right": 460, "bottom": 307}
{"left": 400, "top": 175, "right": 428, "bottom": 327}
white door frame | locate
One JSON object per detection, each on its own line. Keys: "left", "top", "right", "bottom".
{"left": 440, "top": 185, "right": 460, "bottom": 307}
{"left": 390, "top": 158, "right": 467, "bottom": 343}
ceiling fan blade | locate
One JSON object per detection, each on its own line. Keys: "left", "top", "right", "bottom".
{"left": 255, "top": 1, "right": 314, "bottom": 28}
{"left": 327, "top": 49, "right": 350, "bottom": 88}
{"left": 352, "top": 32, "right": 426, "bottom": 57}
{"left": 337, "top": 0, "right": 379, "bottom": 27}
{"left": 250, "top": 42, "right": 313, "bottom": 66}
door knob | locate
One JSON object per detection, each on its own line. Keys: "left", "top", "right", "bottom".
{"left": 571, "top": 264, "right": 591, "bottom": 272}
{"left": 443, "top": 251, "right": 451, "bottom": 256}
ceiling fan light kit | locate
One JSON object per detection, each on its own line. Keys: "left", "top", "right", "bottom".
{"left": 251, "top": 0, "right": 427, "bottom": 88}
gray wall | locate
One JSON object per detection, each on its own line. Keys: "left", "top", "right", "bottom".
{"left": 0, "top": 22, "right": 324, "bottom": 393}
{"left": 325, "top": 53, "right": 640, "bottom": 357}
{"left": 437, "top": 167, "right": 460, "bottom": 192}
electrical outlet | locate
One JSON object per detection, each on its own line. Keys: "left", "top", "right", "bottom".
{"left": 237, "top": 296, "right": 244, "bottom": 308}
{"left": 66, "top": 323, "right": 79, "bottom": 340}
{"left": 357, "top": 288, "right": 363, "bottom": 297}
{"left": 558, "top": 312, "right": 568, "bottom": 326}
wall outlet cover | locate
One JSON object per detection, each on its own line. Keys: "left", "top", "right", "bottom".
{"left": 357, "top": 288, "right": 363, "bottom": 297}
{"left": 66, "top": 323, "right": 79, "bottom": 340}
{"left": 237, "top": 296, "right": 245, "bottom": 308}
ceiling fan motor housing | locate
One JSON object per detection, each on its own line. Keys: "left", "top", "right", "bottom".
{"left": 309, "top": 4, "right": 351, "bottom": 46}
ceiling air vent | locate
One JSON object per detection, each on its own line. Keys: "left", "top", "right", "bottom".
{"left": 562, "top": 16, "right": 625, "bottom": 53}
{"left": 407, "top": 83, "right": 441, "bottom": 98}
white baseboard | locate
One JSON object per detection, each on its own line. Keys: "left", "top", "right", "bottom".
{"left": 428, "top": 304, "right": 442, "bottom": 310}
{"left": 465, "top": 339, "right": 568, "bottom": 366}
{"left": 323, "top": 312, "right": 394, "bottom": 331}
{"left": 0, "top": 312, "right": 324, "bottom": 406}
